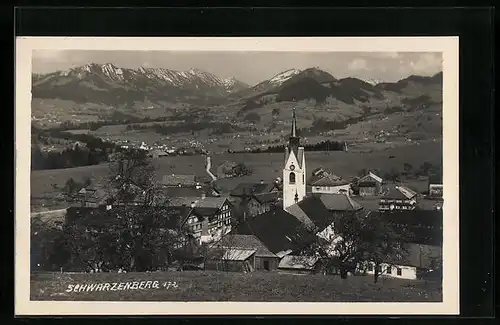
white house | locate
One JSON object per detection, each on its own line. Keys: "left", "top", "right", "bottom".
{"left": 308, "top": 168, "right": 351, "bottom": 195}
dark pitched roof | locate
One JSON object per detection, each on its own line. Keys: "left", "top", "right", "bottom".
{"left": 296, "top": 195, "right": 335, "bottom": 231}
{"left": 357, "top": 172, "right": 383, "bottom": 184}
{"left": 230, "top": 182, "right": 277, "bottom": 197}
{"left": 309, "top": 174, "right": 350, "bottom": 187}
{"left": 215, "top": 234, "right": 277, "bottom": 258}
{"left": 318, "top": 193, "right": 363, "bottom": 211}
{"left": 253, "top": 192, "right": 279, "bottom": 204}
{"left": 381, "top": 184, "right": 418, "bottom": 200}
{"left": 163, "top": 186, "right": 204, "bottom": 197}
{"left": 236, "top": 208, "right": 315, "bottom": 255}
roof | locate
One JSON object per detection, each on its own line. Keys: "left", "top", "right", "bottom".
{"left": 381, "top": 184, "right": 418, "bottom": 200}
{"left": 208, "top": 247, "right": 257, "bottom": 261}
{"left": 163, "top": 186, "right": 205, "bottom": 197}
{"left": 285, "top": 204, "right": 316, "bottom": 230}
{"left": 161, "top": 174, "right": 196, "bottom": 187}
{"left": 309, "top": 173, "right": 350, "bottom": 187}
{"left": 297, "top": 195, "right": 335, "bottom": 230}
{"left": 358, "top": 172, "right": 383, "bottom": 184}
{"left": 218, "top": 160, "right": 238, "bottom": 169}
{"left": 236, "top": 208, "right": 316, "bottom": 254}
{"left": 318, "top": 193, "right": 363, "bottom": 212}
{"left": 215, "top": 234, "right": 277, "bottom": 258}
{"left": 253, "top": 192, "right": 279, "bottom": 204}
{"left": 230, "top": 182, "right": 277, "bottom": 197}
{"left": 278, "top": 255, "right": 319, "bottom": 270}
{"left": 386, "top": 243, "right": 442, "bottom": 269}
{"left": 168, "top": 196, "right": 228, "bottom": 209}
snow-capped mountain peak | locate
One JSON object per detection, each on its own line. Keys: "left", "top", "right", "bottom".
{"left": 268, "top": 69, "right": 302, "bottom": 85}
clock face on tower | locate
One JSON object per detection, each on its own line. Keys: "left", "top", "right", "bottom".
{"left": 290, "top": 164, "right": 295, "bottom": 171}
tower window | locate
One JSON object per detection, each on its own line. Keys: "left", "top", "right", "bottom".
{"left": 289, "top": 172, "right": 296, "bottom": 184}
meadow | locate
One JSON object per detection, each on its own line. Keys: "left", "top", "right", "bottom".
{"left": 30, "top": 140, "right": 441, "bottom": 211}
{"left": 31, "top": 271, "right": 442, "bottom": 302}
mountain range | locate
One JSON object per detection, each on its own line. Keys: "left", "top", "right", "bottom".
{"left": 31, "top": 64, "right": 443, "bottom": 128}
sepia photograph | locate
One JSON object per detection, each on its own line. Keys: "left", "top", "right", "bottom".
{"left": 15, "top": 37, "right": 459, "bottom": 315}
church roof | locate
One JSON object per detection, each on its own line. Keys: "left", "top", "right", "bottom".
{"left": 317, "top": 193, "right": 363, "bottom": 211}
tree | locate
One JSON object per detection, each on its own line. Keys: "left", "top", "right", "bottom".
{"left": 63, "top": 150, "right": 188, "bottom": 272}
{"left": 233, "top": 163, "right": 252, "bottom": 177}
{"left": 359, "top": 215, "right": 409, "bottom": 283}
{"left": 403, "top": 162, "right": 414, "bottom": 177}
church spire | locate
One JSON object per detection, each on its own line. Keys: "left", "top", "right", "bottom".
{"left": 291, "top": 107, "right": 297, "bottom": 138}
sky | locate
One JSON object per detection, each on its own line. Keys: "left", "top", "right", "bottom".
{"left": 32, "top": 51, "right": 442, "bottom": 86}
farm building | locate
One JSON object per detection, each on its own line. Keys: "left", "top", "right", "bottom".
{"left": 205, "top": 248, "right": 256, "bottom": 273}
{"left": 361, "top": 243, "right": 442, "bottom": 281}
{"left": 216, "top": 160, "right": 238, "bottom": 179}
{"left": 379, "top": 184, "right": 418, "bottom": 211}
{"left": 357, "top": 209, "right": 443, "bottom": 280}
{"left": 308, "top": 167, "right": 351, "bottom": 195}
{"left": 356, "top": 171, "right": 383, "bottom": 197}
{"left": 277, "top": 255, "right": 323, "bottom": 275}
{"left": 213, "top": 234, "right": 280, "bottom": 271}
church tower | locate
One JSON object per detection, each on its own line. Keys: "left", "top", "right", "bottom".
{"left": 283, "top": 107, "right": 306, "bottom": 210}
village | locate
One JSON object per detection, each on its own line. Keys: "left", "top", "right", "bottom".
{"left": 31, "top": 108, "right": 444, "bottom": 283}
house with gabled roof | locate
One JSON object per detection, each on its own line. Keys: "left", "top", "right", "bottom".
{"left": 168, "top": 196, "right": 233, "bottom": 244}
{"left": 212, "top": 234, "right": 280, "bottom": 271}
{"left": 356, "top": 171, "right": 384, "bottom": 197}
{"left": 308, "top": 168, "right": 351, "bottom": 195}
{"left": 360, "top": 210, "right": 443, "bottom": 280}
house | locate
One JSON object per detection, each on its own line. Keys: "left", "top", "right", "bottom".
{"left": 379, "top": 184, "right": 418, "bottom": 211}
{"left": 308, "top": 168, "right": 351, "bottom": 195}
{"left": 240, "top": 192, "right": 280, "bottom": 219}
{"left": 168, "top": 196, "right": 233, "bottom": 244}
{"left": 277, "top": 255, "right": 323, "bottom": 275}
{"left": 216, "top": 160, "right": 238, "bottom": 179}
{"left": 362, "top": 243, "right": 442, "bottom": 280}
{"left": 356, "top": 172, "right": 383, "bottom": 196}
{"left": 428, "top": 173, "right": 443, "bottom": 198}
{"left": 213, "top": 234, "right": 280, "bottom": 271}
{"left": 161, "top": 174, "right": 196, "bottom": 187}
{"left": 359, "top": 210, "right": 443, "bottom": 280}
{"left": 205, "top": 248, "right": 257, "bottom": 273}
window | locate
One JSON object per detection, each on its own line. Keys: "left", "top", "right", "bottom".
{"left": 302, "top": 174, "right": 304, "bottom": 184}
{"left": 289, "top": 172, "right": 296, "bottom": 184}
{"left": 397, "top": 268, "right": 402, "bottom": 276}
{"left": 367, "top": 264, "right": 373, "bottom": 272}
{"left": 386, "top": 266, "right": 392, "bottom": 274}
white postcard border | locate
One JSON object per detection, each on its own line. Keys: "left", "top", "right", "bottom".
{"left": 15, "top": 36, "right": 459, "bottom": 315}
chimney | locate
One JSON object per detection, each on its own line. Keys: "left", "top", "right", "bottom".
{"left": 260, "top": 180, "right": 264, "bottom": 184}
{"left": 201, "top": 193, "right": 206, "bottom": 199}
{"left": 190, "top": 201, "right": 196, "bottom": 208}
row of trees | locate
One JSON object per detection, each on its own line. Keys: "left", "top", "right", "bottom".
{"left": 355, "top": 161, "right": 443, "bottom": 183}
{"left": 237, "top": 140, "right": 347, "bottom": 154}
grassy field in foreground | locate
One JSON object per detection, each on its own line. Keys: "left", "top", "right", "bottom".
{"left": 31, "top": 141, "right": 441, "bottom": 204}
{"left": 31, "top": 271, "right": 442, "bottom": 302}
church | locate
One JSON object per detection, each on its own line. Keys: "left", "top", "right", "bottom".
{"left": 282, "top": 108, "right": 307, "bottom": 210}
